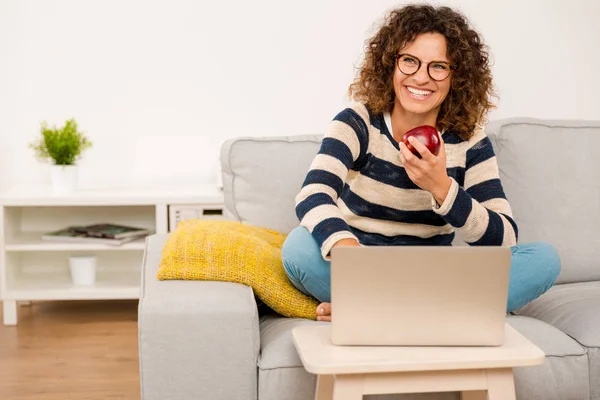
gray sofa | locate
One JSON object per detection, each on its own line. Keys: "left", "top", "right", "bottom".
{"left": 138, "top": 118, "right": 600, "bottom": 400}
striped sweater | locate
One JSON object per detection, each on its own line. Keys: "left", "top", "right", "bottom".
{"left": 295, "top": 103, "right": 518, "bottom": 260}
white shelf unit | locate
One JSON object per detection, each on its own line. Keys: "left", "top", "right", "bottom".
{"left": 0, "top": 184, "right": 225, "bottom": 326}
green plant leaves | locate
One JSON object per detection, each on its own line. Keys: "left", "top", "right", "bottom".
{"left": 29, "top": 118, "right": 92, "bottom": 165}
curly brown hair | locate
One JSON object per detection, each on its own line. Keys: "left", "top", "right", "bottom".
{"left": 348, "top": 4, "right": 496, "bottom": 139}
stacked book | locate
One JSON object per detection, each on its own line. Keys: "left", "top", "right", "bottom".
{"left": 42, "top": 223, "right": 150, "bottom": 246}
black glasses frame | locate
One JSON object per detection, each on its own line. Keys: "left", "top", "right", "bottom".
{"left": 395, "top": 53, "right": 455, "bottom": 81}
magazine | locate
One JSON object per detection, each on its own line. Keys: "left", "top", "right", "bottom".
{"left": 70, "top": 223, "right": 149, "bottom": 239}
{"left": 42, "top": 225, "right": 148, "bottom": 246}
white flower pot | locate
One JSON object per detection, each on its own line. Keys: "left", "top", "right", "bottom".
{"left": 51, "top": 165, "right": 78, "bottom": 195}
{"left": 69, "top": 255, "right": 97, "bottom": 286}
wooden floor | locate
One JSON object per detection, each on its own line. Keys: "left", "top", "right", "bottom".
{"left": 0, "top": 300, "right": 140, "bottom": 400}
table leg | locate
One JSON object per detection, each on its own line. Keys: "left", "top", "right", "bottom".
{"left": 3, "top": 300, "right": 17, "bottom": 326}
{"left": 486, "top": 368, "right": 516, "bottom": 400}
{"left": 315, "top": 375, "right": 334, "bottom": 400}
{"left": 461, "top": 391, "right": 487, "bottom": 400}
{"left": 332, "top": 374, "right": 364, "bottom": 400}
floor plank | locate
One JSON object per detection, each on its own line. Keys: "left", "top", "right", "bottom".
{"left": 0, "top": 300, "right": 139, "bottom": 400}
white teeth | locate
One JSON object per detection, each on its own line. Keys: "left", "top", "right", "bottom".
{"left": 407, "top": 87, "right": 432, "bottom": 96}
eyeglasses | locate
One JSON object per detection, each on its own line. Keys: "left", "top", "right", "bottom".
{"left": 396, "top": 53, "right": 454, "bottom": 81}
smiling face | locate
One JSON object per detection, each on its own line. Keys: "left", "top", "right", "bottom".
{"left": 393, "top": 32, "right": 452, "bottom": 122}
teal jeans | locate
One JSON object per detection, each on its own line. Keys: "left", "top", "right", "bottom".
{"left": 282, "top": 227, "right": 561, "bottom": 313}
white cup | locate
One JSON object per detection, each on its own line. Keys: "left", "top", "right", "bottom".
{"left": 69, "top": 255, "right": 97, "bottom": 286}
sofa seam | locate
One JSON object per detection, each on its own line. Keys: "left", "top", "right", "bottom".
{"left": 489, "top": 117, "right": 600, "bottom": 130}
{"left": 512, "top": 315, "right": 595, "bottom": 355}
{"left": 242, "top": 284, "right": 260, "bottom": 350}
{"left": 489, "top": 119, "right": 600, "bottom": 160}
{"left": 551, "top": 328, "right": 599, "bottom": 352}
{"left": 226, "top": 142, "right": 242, "bottom": 223}
{"left": 257, "top": 364, "right": 309, "bottom": 371}
{"left": 589, "top": 349, "right": 593, "bottom": 400}
{"left": 246, "top": 286, "right": 261, "bottom": 400}
{"left": 137, "top": 236, "right": 149, "bottom": 400}
{"left": 499, "top": 121, "right": 600, "bottom": 129}
{"left": 544, "top": 353, "right": 588, "bottom": 359}
{"left": 513, "top": 314, "right": 598, "bottom": 354}
{"left": 228, "top": 137, "right": 323, "bottom": 144}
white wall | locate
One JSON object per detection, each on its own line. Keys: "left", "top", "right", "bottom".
{"left": 0, "top": 0, "right": 598, "bottom": 193}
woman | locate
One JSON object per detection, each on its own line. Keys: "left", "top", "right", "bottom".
{"left": 282, "top": 4, "right": 561, "bottom": 322}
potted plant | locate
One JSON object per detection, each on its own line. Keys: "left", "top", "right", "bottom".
{"left": 29, "top": 118, "right": 92, "bottom": 194}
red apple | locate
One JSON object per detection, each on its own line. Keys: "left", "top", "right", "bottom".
{"left": 401, "top": 125, "right": 441, "bottom": 158}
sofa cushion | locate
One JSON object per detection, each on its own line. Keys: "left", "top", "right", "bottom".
{"left": 157, "top": 220, "right": 319, "bottom": 320}
{"left": 258, "top": 315, "right": 326, "bottom": 370}
{"left": 506, "top": 315, "right": 586, "bottom": 356}
{"left": 517, "top": 281, "right": 600, "bottom": 399}
{"left": 257, "top": 314, "right": 587, "bottom": 400}
{"left": 486, "top": 118, "right": 600, "bottom": 284}
{"left": 516, "top": 281, "right": 600, "bottom": 348}
{"left": 220, "top": 135, "right": 323, "bottom": 234}
{"left": 507, "top": 316, "right": 589, "bottom": 400}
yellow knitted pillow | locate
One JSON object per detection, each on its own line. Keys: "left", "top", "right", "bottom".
{"left": 157, "top": 219, "right": 319, "bottom": 320}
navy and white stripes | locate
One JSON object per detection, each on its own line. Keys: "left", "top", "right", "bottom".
{"left": 295, "top": 103, "right": 518, "bottom": 260}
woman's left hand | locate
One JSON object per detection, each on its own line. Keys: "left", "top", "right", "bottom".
{"left": 399, "top": 134, "right": 452, "bottom": 205}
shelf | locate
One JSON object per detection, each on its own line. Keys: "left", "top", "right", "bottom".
{"left": 0, "top": 184, "right": 224, "bottom": 206}
{"left": 0, "top": 183, "right": 226, "bottom": 325}
{"left": 5, "top": 270, "right": 140, "bottom": 301}
{"left": 4, "top": 232, "right": 148, "bottom": 252}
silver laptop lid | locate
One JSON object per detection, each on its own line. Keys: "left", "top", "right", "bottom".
{"left": 330, "top": 246, "right": 511, "bottom": 346}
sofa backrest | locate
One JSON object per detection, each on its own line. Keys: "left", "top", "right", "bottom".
{"left": 221, "top": 118, "right": 600, "bottom": 285}
{"left": 220, "top": 135, "right": 322, "bottom": 234}
{"left": 487, "top": 117, "right": 600, "bottom": 284}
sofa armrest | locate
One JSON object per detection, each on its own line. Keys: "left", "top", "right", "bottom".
{"left": 138, "top": 234, "right": 260, "bottom": 400}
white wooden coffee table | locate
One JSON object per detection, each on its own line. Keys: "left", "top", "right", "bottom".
{"left": 292, "top": 324, "right": 544, "bottom": 400}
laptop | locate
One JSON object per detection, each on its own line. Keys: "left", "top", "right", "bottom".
{"left": 330, "top": 246, "right": 511, "bottom": 347}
